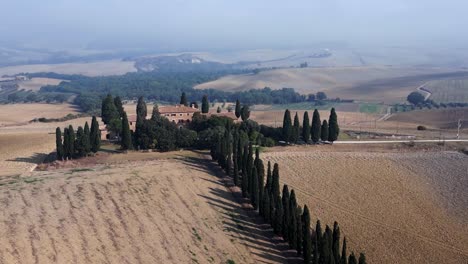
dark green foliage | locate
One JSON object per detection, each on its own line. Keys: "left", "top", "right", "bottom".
{"left": 271, "top": 163, "right": 280, "bottom": 203}
{"left": 263, "top": 187, "right": 271, "bottom": 222}
{"left": 407, "top": 91, "right": 425, "bottom": 105}
{"left": 292, "top": 112, "right": 300, "bottom": 143}
{"left": 358, "top": 253, "right": 366, "bottom": 264}
{"left": 55, "top": 127, "right": 64, "bottom": 160}
{"left": 151, "top": 104, "right": 160, "bottom": 121}
{"left": 340, "top": 237, "right": 347, "bottom": 264}
{"left": 321, "top": 120, "right": 329, "bottom": 142}
{"left": 274, "top": 195, "right": 283, "bottom": 235}
{"left": 256, "top": 159, "right": 265, "bottom": 215}
{"left": 90, "top": 116, "right": 101, "bottom": 153}
{"left": 180, "top": 92, "right": 188, "bottom": 106}
{"left": 202, "top": 95, "right": 209, "bottom": 113}
{"left": 101, "top": 94, "right": 120, "bottom": 124}
{"left": 251, "top": 168, "right": 259, "bottom": 210}
{"left": 328, "top": 108, "right": 339, "bottom": 142}
{"left": 282, "top": 109, "right": 292, "bottom": 142}
{"left": 235, "top": 99, "right": 241, "bottom": 119}
{"left": 333, "top": 222, "right": 341, "bottom": 264}
{"left": 296, "top": 206, "right": 303, "bottom": 255}
{"left": 68, "top": 125, "right": 75, "bottom": 158}
{"left": 266, "top": 161, "right": 272, "bottom": 193}
{"left": 289, "top": 190, "right": 298, "bottom": 248}
{"left": 241, "top": 105, "right": 250, "bottom": 121}
{"left": 319, "top": 225, "right": 332, "bottom": 264}
{"left": 63, "top": 128, "right": 70, "bottom": 159}
{"left": 348, "top": 253, "right": 357, "bottom": 264}
{"left": 313, "top": 230, "right": 319, "bottom": 264}
{"left": 269, "top": 191, "right": 275, "bottom": 226}
{"left": 83, "top": 122, "right": 91, "bottom": 154}
{"left": 114, "top": 96, "right": 125, "bottom": 118}
{"left": 302, "top": 205, "right": 312, "bottom": 263}
{"left": 315, "top": 220, "right": 323, "bottom": 262}
{"left": 311, "top": 109, "right": 321, "bottom": 143}
{"left": 247, "top": 143, "right": 254, "bottom": 195}
{"left": 217, "top": 106, "right": 222, "bottom": 113}
{"left": 241, "top": 144, "right": 249, "bottom": 198}
{"left": 75, "top": 126, "right": 86, "bottom": 157}
{"left": 302, "top": 111, "right": 311, "bottom": 143}
{"left": 136, "top": 96, "right": 147, "bottom": 119}
{"left": 121, "top": 112, "right": 132, "bottom": 150}
{"left": 282, "top": 185, "right": 290, "bottom": 241}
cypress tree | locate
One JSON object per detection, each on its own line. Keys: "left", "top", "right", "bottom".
{"left": 237, "top": 135, "right": 243, "bottom": 170}
{"left": 302, "top": 205, "right": 312, "bottom": 263}
{"left": 68, "top": 125, "right": 75, "bottom": 158}
{"left": 296, "top": 206, "right": 303, "bottom": 255}
{"left": 83, "top": 122, "right": 91, "bottom": 154}
{"left": 282, "top": 109, "right": 292, "bottom": 142}
{"left": 321, "top": 120, "right": 329, "bottom": 142}
{"left": 75, "top": 126, "right": 85, "bottom": 157}
{"left": 358, "top": 253, "right": 366, "bottom": 264}
{"left": 151, "top": 103, "right": 160, "bottom": 121}
{"left": 55, "top": 127, "right": 64, "bottom": 161}
{"left": 282, "top": 185, "right": 290, "bottom": 240}
{"left": 257, "top": 159, "right": 265, "bottom": 215}
{"left": 180, "top": 92, "right": 188, "bottom": 106}
{"left": 311, "top": 109, "right": 321, "bottom": 143}
{"left": 332, "top": 221, "right": 341, "bottom": 264}
{"left": 274, "top": 195, "right": 283, "bottom": 235}
{"left": 241, "top": 144, "right": 249, "bottom": 197}
{"left": 315, "top": 220, "right": 323, "bottom": 262}
{"left": 235, "top": 99, "right": 241, "bottom": 119}
{"left": 269, "top": 191, "right": 275, "bottom": 227}
{"left": 101, "top": 94, "right": 119, "bottom": 124}
{"left": 114, "top": 96, "right": 125, "bottom": 118}
{"left": 263, "top": 187, "right": 271, "bottom": 222}
{"left": 201, "top": 95, "right": 209, "bottom": 113}
{"left": 340, "top": 237, "right": 348, "bottom": 264}
{"left": 319, "top": 225, "right": 331, "bottom": 264}
{"left": 313, "top": 231, "right": 319, "bottom": 264}
{"left": 90, "top": 116, "right": 101, "bottom": 153}
{"left": 121, "top": 112, "right": 132, "bottom": 150}
{"left": 289, "top": 190, "right": 298, "bottom": 248}
{"left": 266, "top": 161, "right": 272, "bottom": 193}
{"left": 328, "top": 108, "right": 340, "bottom": 143}
{"left": 348, "top": 253, "right": 357, "bottom": 264}
{"left": 136, "top": 96, "right": 147, "bottom": 119}
{"left": 292, "top": 112, "right": 300, "bottom": 143}
{"left": 63, "top": 128, "right": 70, "bottom": 160}
{"left": 251, "top": 168, "right": 259, "bottom": 210}
{"left": 241, "top": 105, "right": 250, "bottom": 121}
{"left": 247, "top": 143, "right": 254, "bottom": 195}
{"left": 272, "top": 163, "right": 280, "bottom": 201}
{"left": 302, "top": 111, "right": 311, "bottom": 143}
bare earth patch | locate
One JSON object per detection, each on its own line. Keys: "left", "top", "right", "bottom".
{"left": 262, "top": 149, "right": 468, "bottom": 264}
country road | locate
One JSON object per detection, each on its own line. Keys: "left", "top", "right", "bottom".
{"left": 417, "top": 82, "right": 432, "bottom": 100}
{"left": 335, "top": 139, "right": 468, "bottom": 144}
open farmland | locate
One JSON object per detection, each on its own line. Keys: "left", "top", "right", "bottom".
{"left": 0, "top": 103, "right": 80, "bottom": 126}
{"left": 425, "top": 78, "right": 468, "bottom": 103}
{"left": 387, "top": 108, "right": 468, "bottom": 129}
{"left": 262, "top": 148, "right": 468, "bottom": 264}
{"left": 17, "top": 78, "right": 66, "bottom": 92}
{"left": 0, "top": 155, "right": 297, "bottom": 263}
{"left": 195, "top": 66, "right": 468, "bottom": 103}
{"left": 0, "top": 60, "right": 137, "bottom": 77}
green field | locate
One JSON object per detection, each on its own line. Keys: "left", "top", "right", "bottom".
{"left": 358, "top": 103, "right": 383, "bottom": 114}
{"left": 426, "top": 79, "right": 468, "bottom": 103}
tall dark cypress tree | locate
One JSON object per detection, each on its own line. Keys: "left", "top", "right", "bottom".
{"left": 358, "top": 253, "right": 366, "bottom": 264}
{"left": 75, "top": 126, "right": 85, "bottom": 157}
{"left": 321, "top": 120, "right": 329, "bottom": 142}
{"left": 235, "top": 99, "right": 241, "bottom": 119}
{"left": 269, "top": 191, "right": 275, "bottom": 227}
{"left": 90, "top": 116, "right": 101, "bottom": 153}
{"left": 319, "top": 225, "right": 331, "bottom": 264}
{"left": 68, "top": 125, "right": 75, "bottom": 158}
{"left": 332, "top": 221, "right": 341, "bottom": 264}
{"left": 151, "top": 104, "right": 160, "bottom": 121}
{"left": 282, "top": 109, "right": 292, "bottom": 142}
{"left": 340, "top": 237, "right": 348, "bottom": 264}
{"left": 241, "top": 144, "right": 249, "bottom": 198}
{"left": 271, "top": 163, "right": 280, "bottom": 209}
{"left": 289, "top": 190, "right": 298, "bottom": 248}
{"left": 266, "top": 161, "right": 272, "bottom": 193}
{"left": 296, "top": 206, "right": 303, "bottom": 255}
{"left": 247, "top": 143, "right": 254, "bottom": 195}
{"left": 63, "top": 128, "right": 70, "bottom": 160}
{"left": 257, "top": 159, "right": 265, "bottom": 215}
{"left": 303, "top": 111, "right": 311, "bottom": 143}
{"left": 180, "top": 92, "right": 188, "bottom": 106}
{"left": 121, "top": 112, "right": 132, "bottom": 150}
{"left": 315, "top": 220, "right": 323, "bottom": 263}
{"left": 313, "top": 230, "right": 319, "bottom": 264}
{"left": 292, "top": 112, "right": 300, "bottom": 143}
{"left": 251, "top": 168, "right": 259, "bottom": 210}
{"left": 83, "top": 122, "right": 91, "bottom": 154}
{"left": 328, "top": 108, "right": 339, "bottom": 143}
{"left": 302, "top": 205, "right": 312, "bottom": 263}
{"left": 263, "top": 186, "right": 271, "bottom": 222}
{"left": 101, "top": 94, "right": 119, "bottom": 124}
{"left": 114, "top": 96, "right": 125, "bottom": 118}
{"left": 282, "top": 185, "right": 290, "bottom": 241}
{"left": 55, "top": 127, "right": 64, "bottom": 161}
{"left": 348, "top": 253, "right": 357, "bottom": 264}
{"left": 241, "top": 105, "right": 250, "bottom": 121}
{"left": 136, "top": 96, "right": 147, "bottom": 119}
{"left": 201, "top": 95, "right": 209, "bottom": 113}
{"left": 311, "top": 109, "right": 321, "bottom": 143}
{"left": 274, "top": 195, "right": 283, "bottom": 235}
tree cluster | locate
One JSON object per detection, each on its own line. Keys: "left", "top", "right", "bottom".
{"left": 210, "top": 124, "right": 365, "bottom": 263}
{"left": 282, "top": 108, "right": 339, "bottom": 144}
{"left": 55, "top": 116, "right": 101, "bottom": 160}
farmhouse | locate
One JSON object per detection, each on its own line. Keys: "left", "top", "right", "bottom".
{"left": 128, "top": 104, "right": 200, "bottom": 130}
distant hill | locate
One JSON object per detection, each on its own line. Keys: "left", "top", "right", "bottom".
{"left": 133, "top": 54, "right": 235, "bottom": 72}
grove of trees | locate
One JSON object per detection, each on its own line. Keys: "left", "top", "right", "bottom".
{"left": 55, "top": 117, "right": 100, "bottom": 160}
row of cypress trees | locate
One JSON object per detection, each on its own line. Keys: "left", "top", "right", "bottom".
{"left": 55, "top": 116, "right": 101, "bottom": 160}
{"left": 211, "top": 122, "right": 365, "bottom": 264}
{"left": 283, "top": 108, "right": 339, "bottom": 144}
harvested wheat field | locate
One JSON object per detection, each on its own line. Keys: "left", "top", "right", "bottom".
{"left": 17, "top": 78, "right": 66, "bottom": 92}
{"left": 0, "top": 103, "right": 80, "bottom": 127}
{"left": 262, "top": 148, "right": 468, "bottom": 264}
{"left": 0, "top": 155, "right": 298, "bottom": 264}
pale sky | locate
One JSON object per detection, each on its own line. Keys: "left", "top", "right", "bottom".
{"left": 2, "top": 0, "right": 468, "bottom": 50}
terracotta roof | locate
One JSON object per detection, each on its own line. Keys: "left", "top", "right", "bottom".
{"left": 159, "top": 105, "right": 199, "bottom": 114}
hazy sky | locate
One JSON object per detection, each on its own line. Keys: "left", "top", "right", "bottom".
{"left": 2, "top": 0, "right": 468, "bottom": 51}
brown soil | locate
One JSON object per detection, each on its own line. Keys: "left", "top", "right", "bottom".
{"left": 262, "top": 148, "right": 468, "bottom": 264}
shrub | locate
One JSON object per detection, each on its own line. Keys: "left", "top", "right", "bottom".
{"left": 417, "top": 125, "right": 427, "bottom": 131}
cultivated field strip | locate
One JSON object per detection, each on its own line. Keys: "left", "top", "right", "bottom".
{"left": 0, "top": 159, "right": 282, "bottom": 264}
{"left": 263, "top": 151, "right": 468, "bottom": 264}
